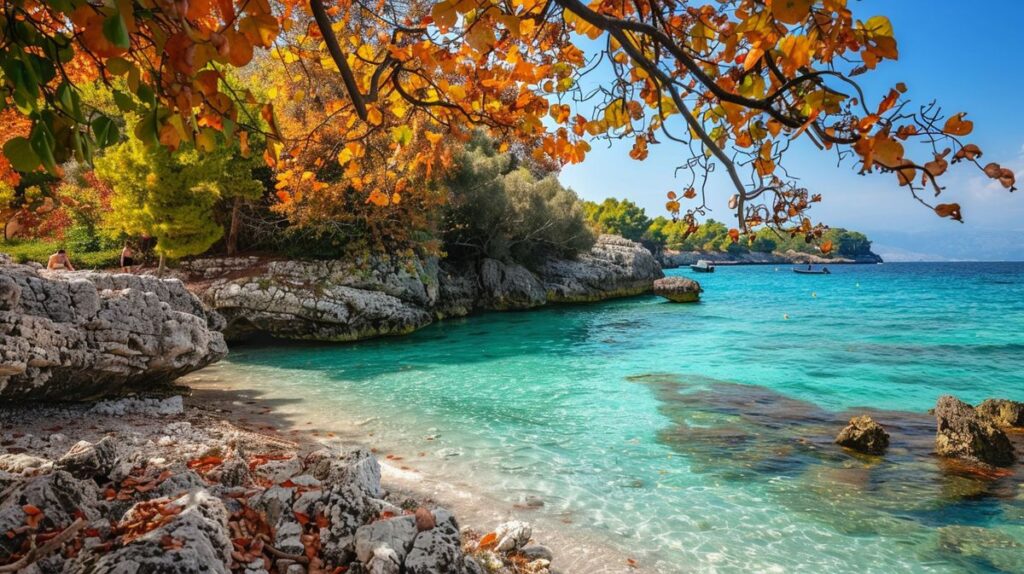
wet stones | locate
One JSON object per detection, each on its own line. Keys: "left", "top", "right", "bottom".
{"left": 835, "top": 415, "right": 890, "bottom": 455}
{"left": 934, "top": 395, "right": 1015, "bottom": 467}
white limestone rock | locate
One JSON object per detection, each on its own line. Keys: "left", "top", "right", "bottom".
{"left": 0, "top": 263, "right": 226, "bottom": 400}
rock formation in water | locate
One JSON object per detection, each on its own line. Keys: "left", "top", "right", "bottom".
{"left": 835, "top": 415, "right": 890, "bottom": 455}
{"left": 933, "top": 395, "right": 1015, "bottom": 467}
{"left": 653, "top": 276, "right": 702, "bottom": 303}
{"left": 195, "top": 234, "right": 663, "bottom": 342}
{"left": 975, "top": 398, "right": 1024, "bottom": 428}
{"left": 0, "top": 256, "right": 226, "bottom": 400}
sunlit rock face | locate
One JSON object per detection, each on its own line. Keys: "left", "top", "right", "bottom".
{"left": 0, "top": 261, "right": 227, "bottom": 400}
{"left": 198, "top": 235, "right": 663, "bottom": 342}
{"left": 540, "top": 234, "right": 664, "bottom": 303}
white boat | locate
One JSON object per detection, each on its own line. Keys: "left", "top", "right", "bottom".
{"left": 690, "top": 260, "right": 716, "bottom": 273}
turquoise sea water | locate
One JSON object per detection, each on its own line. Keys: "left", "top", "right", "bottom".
{"left": 200, "top": 263, "right": 1024, "bottom": 573}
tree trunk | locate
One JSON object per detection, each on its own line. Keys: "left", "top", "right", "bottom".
{"left": 227, "top": 196, "right": 242, "bottom": 256}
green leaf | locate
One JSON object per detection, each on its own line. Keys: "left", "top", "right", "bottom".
{"left": 102, "top": 12, "right": 130, "bottom": 50}
{"left": 29, "top": 124, "right": 58, "bottom": 175}
{"left": 133, "top": 111, "right": 160, "bottom": 147}
{"left": 91, "top": 116, "right": 120, "bottom": 147}
{"left": 56, "top": 83, "right": 83, "bottom": 122}
{"left": 2, "top": 137, "right": 41, "bottom": 172}
{"left": 136, "top": 83, "right": 155, "bottom": 105}
{"left": 112, "top": 90, "right": 136, "bottom": 113}
{"left": 106, "top": 56, "right": 132, "bottom": 76}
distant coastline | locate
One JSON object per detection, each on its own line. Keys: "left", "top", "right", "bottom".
{"left": 659, "top": 248, "right": 883, "bottom": 268}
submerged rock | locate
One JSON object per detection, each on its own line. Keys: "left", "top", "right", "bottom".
{"left": 975, "top": 398, "right": 1024, "bottom": 428}
{"left": 653, "top": 276, "right": 702, "bottom": 303}
{"left": 835, "top": 415, "right": 890, "bottom": 455}
{"left": 0, "top": 262, "right": 226, "bottom": 400}
{"left": 936, "top": 525, "right": 1024, "bottom": 573}
{"left": 934, "top": 395, "right": 1015, "bottom": 467}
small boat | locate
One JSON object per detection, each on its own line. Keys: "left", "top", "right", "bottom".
{"left": 793, "top": 266, "right": 831, "bottom": 275}
{"left": 690, "top": 260, "right": 716, "bottom": 273}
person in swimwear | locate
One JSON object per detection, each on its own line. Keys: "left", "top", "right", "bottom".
{"left": 47, "top": 249, "right": 75, "bottom": 271}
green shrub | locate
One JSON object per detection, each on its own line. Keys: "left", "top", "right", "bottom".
{"left": 0, "top": 240, "right": 120, "bottom": 269}
{"left": 443, "top": 140, "right": 594, "bottom": 265}
{"left": 582, "top": 198, "right": 650, "bottom": 241}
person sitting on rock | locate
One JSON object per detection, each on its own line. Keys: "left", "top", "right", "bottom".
{"left": 47, "top": 249, "right": 75, "bottom": 271}
{"left": 120, "top": 242, "right": 136, "bottom": 273}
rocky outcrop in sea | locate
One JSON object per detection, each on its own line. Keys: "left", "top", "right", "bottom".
{"left": 934, "top": 395, "right": 1016, "bottom": 467}
{"left": 835, "top": 415, "right": 890, "bottom": 455}
{"left": 195, "top": 235, "right": 663, "bottom": 342}
{"left": 0, "top": 256, "right": 226, "bottom": 400}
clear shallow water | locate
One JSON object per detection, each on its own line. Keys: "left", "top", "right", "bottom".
{"left": 199, "top": 263, "right": 1024, "bottom": 573}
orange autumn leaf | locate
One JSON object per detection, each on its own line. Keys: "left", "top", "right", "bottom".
{"left": 478, "top": 531, "right": 498, "bottom": 549}
{"left": 934, "top": 203, "right": 963, "bottom": 221}
{"left": 943, "top": 113, "right": 974, "bottom": 136}
{"left": 771, "top": 0, "right": 814, "bottom": 25}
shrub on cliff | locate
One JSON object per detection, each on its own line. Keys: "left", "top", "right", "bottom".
{"left": 443, "top": 141, "right": 594, "bottom": 265}
{"left": 583, "top": 198, "right": 650, "bottom": 241}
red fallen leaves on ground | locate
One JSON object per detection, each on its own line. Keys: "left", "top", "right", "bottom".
{"left": 118, "top": 499, "right": 185, "bottom": 544}
{"left": 477, "top": 531, "right": 497, "bottom": 550}
{"left": 247, "top": 453, "right": 291, "bottom": 470}
{"left": 23, "top": 504, "right": 44, "bottom": 529}
{"left": 160, "top": 534, "right": 185, "bottom": 550}
{"left": 187, "top": 456, "right": 225, "bottom": 473}
{"left": 105, "top": 468, "right": 174, "bottom": 501}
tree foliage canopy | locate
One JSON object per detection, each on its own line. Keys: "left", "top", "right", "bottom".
{"left": 1, "top": 0, "right": 1017, "bottom": 252}
{"left": 583, "top": 197, "right": 650, "bottom": 241}
{"left": 95, "top": 135, "right": 262, "bottom": 259}
{"left": 443, "top": 137, "right": 594, "bottom": 263}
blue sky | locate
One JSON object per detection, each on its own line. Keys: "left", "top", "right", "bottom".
{"left": 558, "top": 1, "right": 1024, "bottom": 260}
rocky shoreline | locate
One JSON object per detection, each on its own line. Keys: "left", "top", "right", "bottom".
{"left": 0, "top": 255, "right": 226, "bottom": 400}
{"left": 0, "top": 394, "right": 560, "bottom": 574}
{"left": 187, "top": 235, "right": 663, "bottom": 343}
